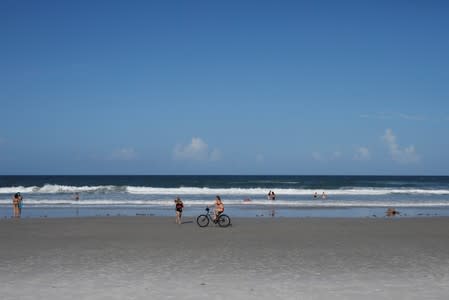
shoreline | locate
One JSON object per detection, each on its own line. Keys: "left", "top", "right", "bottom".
{"left": 1, "top": 216, "right": 449, "bottom": 299}
{"left": 1, "top": 205, "right": 447, "bottom": 220}
{"left": 2, "top": 214, "right": 449, "bottom": 223}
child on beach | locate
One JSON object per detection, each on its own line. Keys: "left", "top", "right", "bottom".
{"left": 175, "top": 197, "right": 184, "bottom": 224}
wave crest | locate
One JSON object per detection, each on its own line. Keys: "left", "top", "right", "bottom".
{"left": 0, "top": 184, "right": 120, "bottom": 194}
{"left": 1, "top": 185, "right": 449, "bottom": 195}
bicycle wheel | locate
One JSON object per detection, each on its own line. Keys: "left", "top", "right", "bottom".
{"left": 196, "top": 214, "right": 210, "bottom": 227}
{"left": 217, "top": 214, "right": 231, "bottom": 227}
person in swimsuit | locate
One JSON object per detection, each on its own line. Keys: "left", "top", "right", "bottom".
{"left": 174, "top": 197, "right": 184, "bottom": 224}
{"left": 213, "top": 195, "right": 224, "bottom": 222}
{"left": 386, "top": 208, "right": 399, "bottom": 217}
{"left": 12, "top": 192, "right": 22, "bottom": 218}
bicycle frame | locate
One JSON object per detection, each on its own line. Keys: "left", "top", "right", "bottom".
{"left": 196, "top": 207, "right": 231, "bottom": 228}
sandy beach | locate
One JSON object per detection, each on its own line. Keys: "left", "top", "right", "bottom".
{"left": 1, "top": 216, "right": 449, "bottom": 299}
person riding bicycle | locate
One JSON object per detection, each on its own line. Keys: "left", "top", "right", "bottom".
{"left": 197, "top": 195, "right": 231, "bottom": 227}
{"left": 213, "top": 195, "right": 224, "bottom": 222}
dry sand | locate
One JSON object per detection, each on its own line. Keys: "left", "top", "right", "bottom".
{"left": 1, "top": 216, "right": 449, "bottom": 299}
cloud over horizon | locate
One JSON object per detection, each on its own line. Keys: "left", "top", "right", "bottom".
{"left": 382, "top": 129, "right": 419, "bottom": 164}
{"left": 173, "top": 137, "right": 221, "bottom": 162}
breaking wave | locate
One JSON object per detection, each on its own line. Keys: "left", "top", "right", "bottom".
{"left": 1, "top": 185, "right": 449, "bottom": 196}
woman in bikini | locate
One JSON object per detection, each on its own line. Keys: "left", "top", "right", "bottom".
{"left": 213, "top": 195, "right": 224, "bottom": 222}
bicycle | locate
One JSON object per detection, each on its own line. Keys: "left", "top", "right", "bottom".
{"left": 196, "top": 207, "right": 231, "bottom": 228}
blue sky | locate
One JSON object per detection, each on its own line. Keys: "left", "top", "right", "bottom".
{"left": 1, "top": 0, "right": 449, "bottom": 175}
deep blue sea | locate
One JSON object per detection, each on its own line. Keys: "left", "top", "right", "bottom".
{"left": 1, "top": 175, "right": 449, "bottom": 219}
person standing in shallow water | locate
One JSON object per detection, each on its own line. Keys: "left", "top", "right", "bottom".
{"left": 12, "top": 192, "right": 22, "bottom": 218}
{"left": 267, "top": 191, "right": 276, "bottom": 200}
{"left": 174, "top": 197, "right": 184, "bottom": 224}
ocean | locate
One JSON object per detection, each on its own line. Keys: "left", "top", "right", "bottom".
{"left": 1, "top": 175, "right": 449, "bottom": 219}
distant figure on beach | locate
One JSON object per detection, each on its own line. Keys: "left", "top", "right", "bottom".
{"left": 243, "top": 198, "right": 251, "bottom": 202}
{"left": 313, "top": 192, "right": 318, "bottom": 199}
{"left": 213, "top": 195, "right": 224, "bottom": 221}
{"left": 174, "top": 197, "right": 184, "bottom": 224}
{"left": 386, "top": 208, "right": 399, "bottom": 217}
{"left": 12, "top": 192, "right": 23, "bottom": 218}
{"left": 321, "top": 192, "right": 327, "bottom": 200}
{"left": 267, "top": 191, "right": 276, "bottom": 200}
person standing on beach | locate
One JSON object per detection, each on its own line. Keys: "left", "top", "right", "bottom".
{"left": 174, "top": 197, "right": 184, "bottom": 224}
{"left": 12, "top": 192, "right": 22, "bottom": 218}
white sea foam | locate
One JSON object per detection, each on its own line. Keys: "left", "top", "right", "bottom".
{"left": 1, "top": 198, "right": 449, "bottom": 208}
{"left": 1, "top": 185, "right": 449, "bottom": 195}
{"left": 125, "top": 186, "right": 449, "bottom": 196}
{"left": 0, "top": 184, "right": 118, "bottom": 194}
{"left": 0, "top": 186, "right": 38, "bottom": 194}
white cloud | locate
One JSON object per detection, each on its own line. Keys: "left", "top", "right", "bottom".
{"left": 173, "top": 137, "right": 221, "bottom": 161}
{"left": 109, "top": 148, "right": 137, "bottom": 161}
{"left": 354, "top": 147, "right": 371, "bottom": 161}
{"left": 382, "top": 129, "right": 419, "bottom": 164}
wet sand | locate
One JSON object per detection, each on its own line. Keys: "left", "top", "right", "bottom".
{"left": 1, "top": 216, "right": 449, "bottom": 299}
